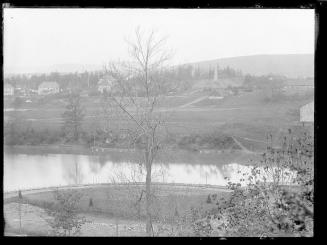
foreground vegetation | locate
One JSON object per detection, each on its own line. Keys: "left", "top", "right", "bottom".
{"left": 3, "top": 122, "right": 242, "bottom": 152}
{"left": 4, "top": 87, "right": 313, "bottom": 153}
{"left": 14, "top": 185, "right": 229, "bottom": 222}
{"left": 4, "top": 127, "right": 313, "bottom": 237}
{"left": 190, "top": 128, "right": 314, "bottom": 237}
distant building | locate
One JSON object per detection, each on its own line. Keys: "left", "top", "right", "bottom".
{"left": 38, "top": 81, "right": 60, "bottom": 95}
{"left": 283, "top": 78, "right": 314, "bottom": 95}
{"left": 300, "top": 101, "right": 314, "bottom": 123}
{"left": 213, "top": 66, "right": 219, "bottom": 81}
{"left": 97, "top": 76, "right": 115, "bottom": 93}
{"left": 193, "top": 71, "right": 243, "bottom": 97}
{"left": 4, "top": 84, "right": 14, "bottom": 96}
{"left": 212, "top": 65, "right": 243, "bottom": 89}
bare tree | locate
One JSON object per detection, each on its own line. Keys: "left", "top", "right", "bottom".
{"left": 102, "top": 27, "right": 173, "bottom": 236}
{"left": 62, "top": 92, "right": 84, "bottom": 142}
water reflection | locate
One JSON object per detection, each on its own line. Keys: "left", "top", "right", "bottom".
{"left": 3, "top": 153, "right": 296, "bottom": 192}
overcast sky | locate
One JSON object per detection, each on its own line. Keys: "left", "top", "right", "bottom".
{"left": 3, "top": 8, "right": 315, "bottom": 73}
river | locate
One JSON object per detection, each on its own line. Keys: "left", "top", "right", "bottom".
{"left": 3, "top": 150, "right": 295, "bottom": 192}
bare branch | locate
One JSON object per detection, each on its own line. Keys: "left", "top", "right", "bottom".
{"left": 103, "top": 27, "right": 173, "bottom": 237}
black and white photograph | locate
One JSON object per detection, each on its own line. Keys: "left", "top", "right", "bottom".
{"left": 3, "top": 7, "right": 314, "bottom": 237}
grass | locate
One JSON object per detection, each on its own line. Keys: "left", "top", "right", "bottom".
{"left": 4, "top": 90, "right": 313, "bottom": 151}
{"left": 14, "top": 184, "right": 231, "bottom": 222}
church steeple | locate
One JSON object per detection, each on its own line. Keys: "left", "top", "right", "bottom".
{"left": 213, "top": 64, "right": 219, "bottom": 81}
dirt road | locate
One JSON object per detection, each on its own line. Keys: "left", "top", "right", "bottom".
{"left": 179, "top": 96, "right": 208, "bottom": 108}
{"left": 3, "top": 202, "right": 147, "bottom": 236}
{"left": 3, "top": 202, "right": 192, "bottom": 236}
{"left": 231, "top": 136, "right": 254, "bottom": 154}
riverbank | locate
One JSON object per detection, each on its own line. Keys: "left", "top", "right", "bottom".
{"left": 3, "top": 181, "right": 305, "bottom": 237}
{"left": 4, "top": 202, "right": 154, "bottom": 236}
{"left": 4, "top": 144, "right": 93, "bottom": 155}
{"left": 4, "top": 183, "right": 231, "bottom": 236}
{"left": 3, "top": 202, "right": 195, "bottom": 236}
{"left": 4, "top": 182, "right": 230, "bottom": 199}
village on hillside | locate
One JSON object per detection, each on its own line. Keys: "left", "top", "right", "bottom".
{"left": 4, "top": 63, "right": 314, "bottom": 124}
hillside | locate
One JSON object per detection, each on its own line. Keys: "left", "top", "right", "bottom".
{"left": 4, "top": 54, "right": 314, "bottom": 78}
{"left": 187, "top": 54, "right": 314, "bottom": 78}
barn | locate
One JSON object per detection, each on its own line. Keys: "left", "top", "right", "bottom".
{"left": 300, "top": 101, "right": 314, "bottom": 123}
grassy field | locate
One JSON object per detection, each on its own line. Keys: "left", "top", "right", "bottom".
{"left": 4, "top": 90, "right": 313, "bottom": 151}
{"left": 4, "top": 202, "right": 162, "bottom": 236}
{"left": 3, "top": 89, "right": 314, "bottom": 237}
{"left": 7, "top": 184, "right": 231, "bottom": 222}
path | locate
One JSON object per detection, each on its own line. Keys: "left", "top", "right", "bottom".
{"left": 4, "top": 201, "right": 197, "bottom": 236}
{"left": 4, "top": 182, "right": 228, "bottom": 236}
{"left": 231, "top": 136, "right": 254, "bottom": 154}
{"left": 3, "top": 202, "right": 149, "bottom": 236}
{"left": 178, "top": 96, "right": 208, "bottom": 108}
{"left": 238, "top": 136, "right": 267, "bottom": 144}
{"left": 4, "top": 182, "right": 230, "bottom": 199}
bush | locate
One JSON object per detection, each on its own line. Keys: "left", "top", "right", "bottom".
{"left": 44, "top": 190, "right": 87, "bottom": 236}
{"left": 3, "top": 125, "right": 66, "bottom": 146}
{"left": 4, "top": 121, "right": 25, "bottom": 145}
{"left": 195, "top": 128, "right": 313, "bottom": 237}
{"left": 43, "top": 130, "right": 61, "bottom": 144}
{"left": 177, "top": 133, "right": 239, "bottom": 151}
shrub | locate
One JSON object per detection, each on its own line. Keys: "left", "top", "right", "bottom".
{"left": 177, "top": 133, "right": 238, "bottom": 151}
{"left": 196, "top": 128, "right": 313, "bottom": 237}
{"left": 4, "top": 121, "right": 25, "bottom": 145}
{"left": 44, "top": 190, "right": 87, "bottom": 236}
{"left": 44, "top": 130, "right": 61, "bottom": 144}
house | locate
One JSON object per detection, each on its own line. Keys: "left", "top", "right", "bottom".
{"left": 4, "top": 84, "right": 14, "bottom": 96}
{"left": 300, "top": 101, "right": 314, "bottom": 123}
{"left": 38, "top": 81, "right": 60, "bottom": 95}
{"left": 97, "top": 76, "right": 115, "bottom": 93}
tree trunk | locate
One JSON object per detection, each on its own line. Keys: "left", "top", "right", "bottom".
{"left": 74, "top": 124, "right": 78, "bottom": 142}
{"left": 145, "top": 150, "right": 153, "bottom": 236}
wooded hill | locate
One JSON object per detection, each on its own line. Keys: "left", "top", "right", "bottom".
{"left": 186, "top": 54, "right": 314, "bottom": 78}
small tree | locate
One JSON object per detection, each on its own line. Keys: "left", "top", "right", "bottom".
{"left": 103, "top": 27, "right": 173, "bottom": 236}
{"left": 206, "top": 195, "right": 212, "bottom": 204}
{"left": 45, "top": 190, "right": 86, "bottom": 236}
{"left": 62, "top": 92, "right": 84, "bottom": 142}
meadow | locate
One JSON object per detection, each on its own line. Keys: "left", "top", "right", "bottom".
{"left": 6, "top": 184, "right": 231, "bottom": 222}
{"left": 4, "top": 89, "right": 313, "bottom": 152}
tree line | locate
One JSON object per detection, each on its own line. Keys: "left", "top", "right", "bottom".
{"left": 4, "top": 71, "right": 104, "bottom": 91}
{"left": 4, "top": 65, "right": 244, "bottom": 94}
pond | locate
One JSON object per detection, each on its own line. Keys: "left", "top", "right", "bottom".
{"left": 3, "top": 151, "right": 296, "bottom": 192}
